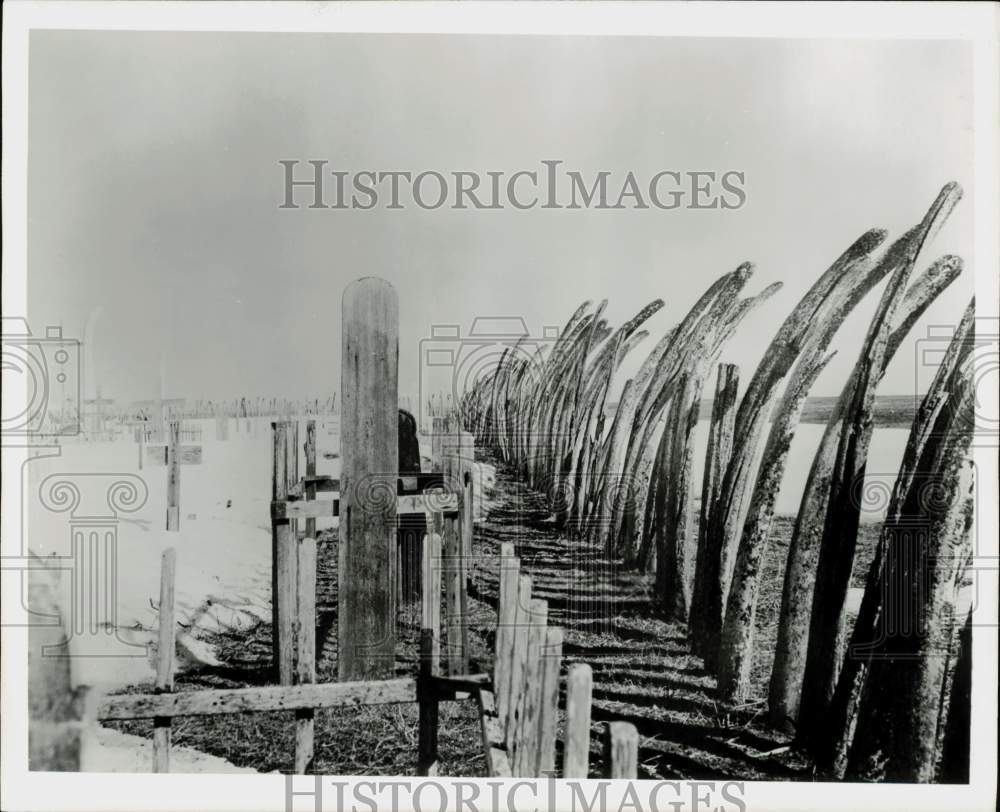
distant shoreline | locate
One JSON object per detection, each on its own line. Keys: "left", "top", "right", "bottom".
{"left": 607, "top": 395, "right": 919, "bottom": 429}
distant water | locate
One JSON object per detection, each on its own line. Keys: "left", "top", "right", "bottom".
{"left": 607, "top": 395, "right": 919, "bottom": 429}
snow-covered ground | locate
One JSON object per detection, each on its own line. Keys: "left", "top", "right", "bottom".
{"left": 24, "top": 416, "right": 496, "bottom": 691}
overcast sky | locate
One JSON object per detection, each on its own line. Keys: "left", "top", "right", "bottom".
{"left": 27, "top": 31, "right": 973, "bottom": 406}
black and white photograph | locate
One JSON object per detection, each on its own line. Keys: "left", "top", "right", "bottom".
{"left": 2, "top": 3, "right": 997, "bottom": 812}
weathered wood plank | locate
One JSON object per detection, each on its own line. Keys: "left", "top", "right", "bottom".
{"left": 536, "top": 626, "right": 563, "bottom": 776}
{"left": 513, "top": 599, "right": 547, "bottom": 776}
{"left": 421, "top": 532, "right": 443, "bottom": 674}
{"left": 477, "top": 687, "right": 513, "bottom": 778}
{"left": 147, "top": 445, "right": 202, "bottom": 466}
{"left": 505, "top": 574, "right": 533, "bottom": 752}
{"left": 494, "top": 546, "right": 519, "bottom": 729}
{"left": 99, "top": 678, "right": 419, "bottom": 720}
{"left": 340, "top": 277, "right": 399, "bottom": 680}
{"left": 563, "top": 663, "right": 593, "bottom": 778}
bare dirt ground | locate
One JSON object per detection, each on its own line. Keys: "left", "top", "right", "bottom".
{"left": 107, "top": 448, "right": 878, "bottom": 778}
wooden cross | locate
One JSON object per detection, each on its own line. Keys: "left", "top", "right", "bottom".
{"left": 145, "top": 421, "right": 202, "bottom": 531}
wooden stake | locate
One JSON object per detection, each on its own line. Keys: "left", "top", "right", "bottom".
{"left": 272, "top": 421, "right": 296, "bottom": 685}
{"left": 505, "top": 574, "right": 533, "bottom": 752}
{"left": 421, "top": 533, "right": 443, "bottom": 674}
{"left": 513, "top": 598, "right": 548, "bottom": 776}
{"left": 339, "top": 278, "right": 399, "bottom": 680}
{"left": 294, "top": 538, "right": 317, "bottom": 774}
{"left": 417, "top": 629, "right": 440, "bottom": 776}
{"left": 563, "top": 663, "right": 593, "bottom": 779}
{"left": 153, "top": 548, "right": 177, "bottom": 773}
{"left": 166, "top": 421, "right": 180, "bottom": 531}
{"left": 603, "top": 721, "right": 639, "bottom": 779}
{"left": 494, "top": 545, "right": 519, "bottom": 729}
{"left": 536, "top": 626, "right": 564, "bottom": 776}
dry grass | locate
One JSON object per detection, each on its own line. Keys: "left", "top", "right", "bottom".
{"left": 107, "top": 451, "right": 880, "bottom": 779}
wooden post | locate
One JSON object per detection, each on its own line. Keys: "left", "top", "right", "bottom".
{"left": 166, "top": 421, "right": 180, "bottom": 531}
{"left": 138, "top": 420, "right": 145, "bottom": 470}
{"left": 417, "top": 629, "right": 440, "bottom": 776}
{"left": 294, "top": 538, "right": 317, "bottom": 774}
{"left": 339, "top": 278, "right": 399, "bottom": 681}
{"left": 505, "top": 573, "right": 533, "bottom": 752}
{"left": 153, "top": 548, "right": 177, "bottom": 773}
{"left": 513, "top": 599, "right": 548, "bottom": 776}
{"left": 431, "top": 416, "right": 445, "bottom": 470}
{"left": 603, "top": 721, "right": 639, "bottom": 779}
{"left": 494, "top": 544, "right": 519, "bottom": 729}
{"left": 563, "top": 663, "right": 593, "bottom": 778}
{"left": 536, "top": 626, "right": 564, "bottom": 776}
{"left": 421, "top": 533, "right": 443, "bottom": 673}
{"left": 304, "top": 421, "right": 317, "bottom": 541}
{"left": 272, "top": 421, "right": 296, "bottom": 685}
{"left": 28, "top": 566, "right": 94, "bottom": 771}
{"left": 442, "top": 445, "right": 469, "bottom": 675}
{"left": 459, "top": 431, "right": 475, "bottom": 557}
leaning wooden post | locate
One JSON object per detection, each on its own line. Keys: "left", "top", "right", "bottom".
{"left": 271, "top": 421, "right": 296, "bottom": 685}
{"left": 304, "top": 421, "right": 317, "bottom": 541}
{"left": 153, "top": 548, "right": 177, "bottom": 772}
{"left": 603, "top": 722, "right": 639, "bottom": 779}
{"left": 563, "top": 663, "right": 593, "bottom": 778}
{"left": 165, "top": 420, "right": 180, "bottom": 531}
{"left": 339, "top": 278, "right": 399, "bottom": 680}
{"left": 294, "top": 538, "right": 317, "bottom": 774}
{"left": 417, "top": 629, "right": 440, "bottom": 776}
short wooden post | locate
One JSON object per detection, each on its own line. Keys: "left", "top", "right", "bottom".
{"left": 513, "top": 598, "right": 548, "bottom": 776}
{"left": 339, "top": 278, "right": 399, "bottom": 680}
{"left": 603, "top": 721, "right": 639, "bottom": 779}
{"left": 505, "top": 573, "right": 533, "bottom": 751}
{"left": 166, "top": 421, "right": 180, "bottom": 531}
{"left": 494, "top": 544, "right": 519, "bottom": 729}
{"left": 138, "top": 421, "right": 145, "bottom": 470}
{"left": 294, "top": 538, "right": 317, "bottom": 774}
{"left": 563, "top": 663, "right": 593, "bottom": 778}
{"left": 152, "top": 548, "right": 177, "bottom": 772}
{"left": 536, "top": 626, "right": 564, "bottom": 776}
{"left": 421, "top": 533, "right": 443, "bottom": 672}
{"left": 272, "top": 421, "right": 297, "bottom": 685}
{"left": 417, "top": 629, "right": 440, "bottom": 776}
